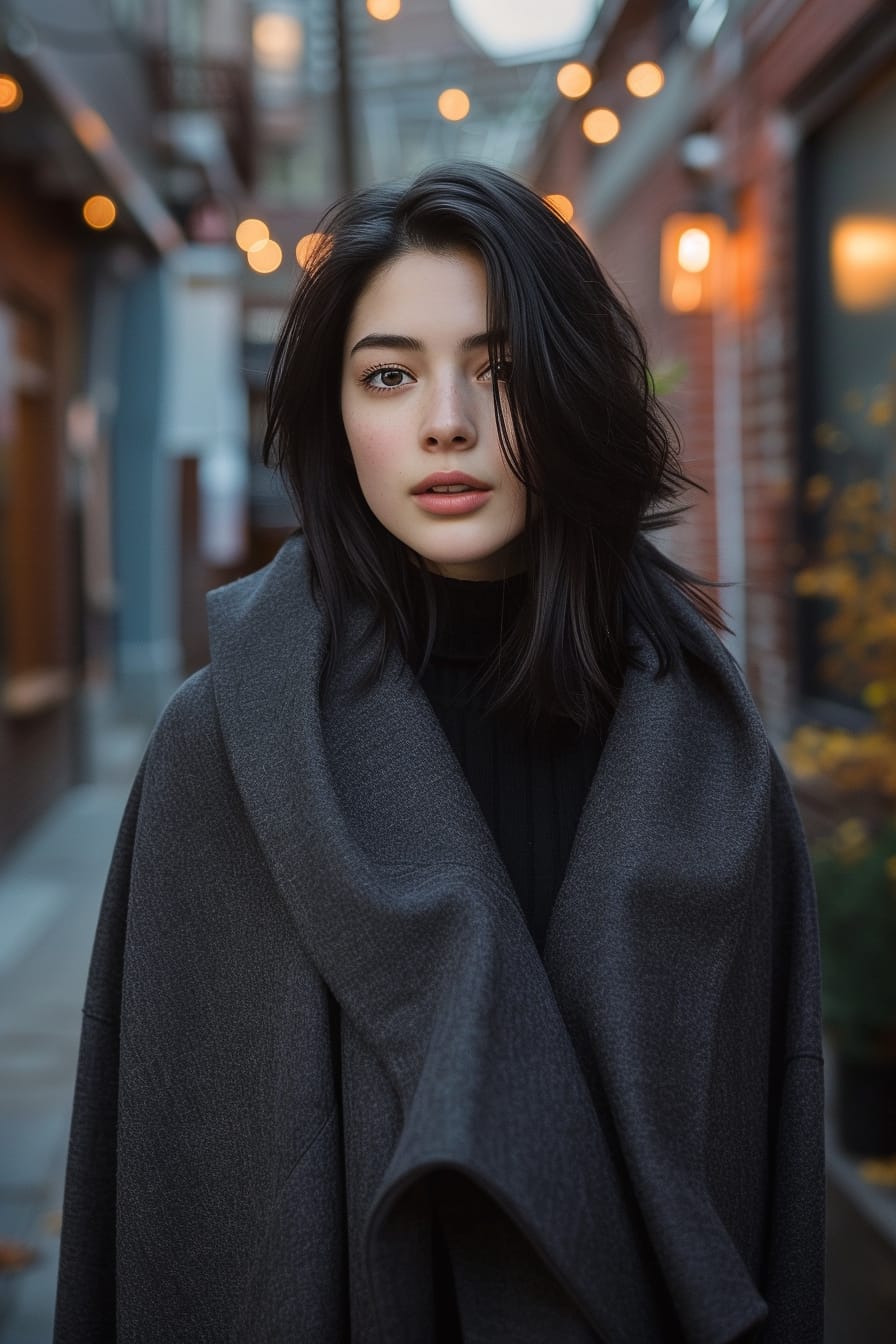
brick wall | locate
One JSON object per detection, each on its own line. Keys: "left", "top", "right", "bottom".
{"left": 593, "top": 156, "right": 720, "bottom": 587}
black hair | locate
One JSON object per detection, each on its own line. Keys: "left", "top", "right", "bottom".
{"left": 263, "top": 160, "right": 732, "bottom": 735}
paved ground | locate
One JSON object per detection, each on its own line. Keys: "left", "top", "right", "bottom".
{"left": 825, "top": 1177, "right": 896, "bottom": 1341}
{"left": 1, "top": 708, "right": 895, "bottom": 1341}
{"left": 0, "top": 708, "right": 146, "bottom": 1343}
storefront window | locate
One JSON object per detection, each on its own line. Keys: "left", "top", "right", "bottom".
{"left": 797, "top": 64, "right": 896, "bottom": 713}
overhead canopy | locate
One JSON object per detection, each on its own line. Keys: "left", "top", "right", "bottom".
{"left": 450, "top": 0, "right": 602, "bottom": 63}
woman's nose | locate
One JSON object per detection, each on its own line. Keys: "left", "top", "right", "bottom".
{"left": 420, "top": 377, "right": 478, "bottom": 449}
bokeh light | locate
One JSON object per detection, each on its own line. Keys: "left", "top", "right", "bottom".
{"left": 247, "top": 238, "right": 283, "bottom": 273}
{"left": 670, "top": 274, "right": 703, "bottom": 312}
{"left": 438, "top": 88, "right": 470, "bottom": 122}
{"left": 0, "top": 74, "right": 23, "bottom": 112}
{"left": 366, "top": 0, "right": 401, "bottom": 19}
{"left": 252, "top": 12, "right": 304, "bottom": 71}
{"left": 82, "top": 195, "right": 116, "bottom": 230}
{"left": 556, "top": 63, "right": 592, "bottom": 99}
{"left": 295, "top": 232, "right": 331, "bottom": 268}
{"left": 678, "top": 227, "right": 712, "bottom": 273}
{"left": 660, "top": 213, "right": 727, "bottom": 313}
{"left": 625, "top": 62, "right": 664, "bottom": 98}
{"left": 831, "top": 216, "right": 896, "bottom": 311}
{"left": 544, "top": 193, "right": 574, "bottom": 223}
{"left": 582, "top": 108, "right": 620, "bottom": 144}
{"left": 235, "top": 218, "right": 269, "bottom": 251}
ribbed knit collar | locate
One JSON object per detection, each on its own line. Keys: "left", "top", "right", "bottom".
{"left": 421, "top": 568, "right": 529, "bottom": 663}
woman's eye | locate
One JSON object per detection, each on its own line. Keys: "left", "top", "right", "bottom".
{"left": 483, "top": 360, "right": 512, "bottom": 382}
{"left": 361, "top": 366, "right": 413, "bottom": 390}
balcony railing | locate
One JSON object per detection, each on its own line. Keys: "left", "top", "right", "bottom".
{"left": 144, "top": 46, "right": 255, "bottom": 188}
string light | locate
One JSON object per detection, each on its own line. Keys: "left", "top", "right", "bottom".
{"left": 252, "top": 12, "right": 303, "bottom": 71}
{"left": 366, "top": 0, "right": 401, "bottom": 19}
{"left": 235, "top": 219, "right": 269, "bottom": 251}
{"left": 544, "top": 194, "right": 574, "bottom": 223}
{"left": 0, "top": 74, "right": 23, "bottom": 112}
{"left": 295, "top": 232, "right": 331, "bottom": 268}
{"left": 82, "top": 195, "right": 116, "bottom": 229}
{"left": 438, "top": 88, "right": 470, "bottom": 122}
{"left": 582, "top": 108, "right": 620, "bottom": 145}
{"left": 626, "top": 62, "right": 664, "bottom": 98}
{"left": 247, "top": 239, "right": 283, "bottom": 274}
{"left": 556, "top": 63, "right": 592, "bottom": 99}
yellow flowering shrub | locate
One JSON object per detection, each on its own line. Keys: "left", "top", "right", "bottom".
{"left": 785, "top": 468, "right": 896, "bottom": 1058}
{"left": 785, "top": 473, "right": 896, "bottom": 805}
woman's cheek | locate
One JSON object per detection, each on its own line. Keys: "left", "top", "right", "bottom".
{"left": 351, "top": 430, "right": 401, "bottom": 511}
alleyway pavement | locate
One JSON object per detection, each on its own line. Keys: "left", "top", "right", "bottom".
{"left": 0, "top": 706, "right": 146, "bottom": 1343}
{"left": 0, "top": 705, "right": 895, "bottom": 1340}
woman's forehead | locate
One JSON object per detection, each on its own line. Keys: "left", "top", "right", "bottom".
{"left": 344, "top": 249, "right": 490, "bottom": 351}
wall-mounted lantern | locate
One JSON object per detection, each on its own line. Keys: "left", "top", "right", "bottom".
{"left": 660, "top": 213, "right": 728, "bottom": 313}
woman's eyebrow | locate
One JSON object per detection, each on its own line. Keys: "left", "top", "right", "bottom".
{"left": 348, "top": 331, "right": 501, "bottom": 357}
{"left": 350, "top": 333, "right": 422, "bottom": 356}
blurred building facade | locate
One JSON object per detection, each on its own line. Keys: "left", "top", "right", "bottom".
{"left": 0, "top": 0, "right": 182, "bottom": 849}
{"left": 529, "top": 0, "right": 895, "bottom": 755}
{"left": 0, "top": 0, "right": 254, "bottom": 850}
{"left": 0, "top": 0, "right": 593, "bottom": 854}
{"left": 3, "top": 0, "right": 893, "bottom": 855}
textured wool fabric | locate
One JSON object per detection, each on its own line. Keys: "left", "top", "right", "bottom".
{"left": 415, "top": 569, "right": 606, "bottom": 956}
{"left": 54, "top": 531, "right": 825, "bottom": 1344}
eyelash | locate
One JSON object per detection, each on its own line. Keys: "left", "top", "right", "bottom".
{"left": 358, "top": 361, "right": 512, "bottom": 392}
{"left": 358, "top": 364, "right": 413, "bottom": 392}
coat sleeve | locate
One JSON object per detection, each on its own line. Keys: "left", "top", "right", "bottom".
{"left": 53, "top": 758, "right": 147, "bottom": 1344}
{"left": 757, "top": 746, "right": 826, "bottom": 1343}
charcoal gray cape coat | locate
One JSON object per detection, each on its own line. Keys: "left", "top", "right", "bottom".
{"left": 54, "top": 532, "right": 825, "bottom": 1344}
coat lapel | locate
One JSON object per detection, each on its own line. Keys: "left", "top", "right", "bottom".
{"left": 545, "top": 574, "right": 773, "bottom": 1341}
{"left": 208, "top": 534, "right": 770, "bottom": 1343}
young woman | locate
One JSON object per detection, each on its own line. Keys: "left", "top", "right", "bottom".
{"left": 54, "top": 163, "right": 824, "bottom": 1343}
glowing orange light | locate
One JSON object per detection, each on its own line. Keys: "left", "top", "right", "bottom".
{"left": 295, "top": 232, "right": 331, "bottom": 269}
{"left": 556, "top": 63, "right": 592, "bottom": 99}
{"left": 252, "top": 12, "right": 303, "bottom": 71}
{"left": 438, "top": 88, "right": 470, "bottom": 122}
{"left": 544, "top": 194, "right": 574, "bottom": 223}
{"left": 678, "top": 227, "right": 712, "bottom": 273}
{"left": 235, "top": 218, "right": 269, "bottom": 251}
{"left": 670, "top": 274, "right": 702, "bottom": 312}
{"left": 581, "top": 108, "right": 619, "bottom": 145}
{"left": 366, "top": 0, "right": 401, "bottom": 19}
{"left": 82, "top": 195, "right": 116, "bottom": 230}
{"left": 830, "top": 216, "right": 896, "bottom": 311}
{"left": 0, "top": 74, "right": 23, "bottom": 112}
{"left": 660, "top": 213, "right": 728, "bottom": 313}
{"left": 625, "top": 62, "right": 664, "bottom": 98}
{"left": 247, "top": 238, "right": 283, "bottom": 274}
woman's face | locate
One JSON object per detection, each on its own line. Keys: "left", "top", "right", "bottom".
{"left": 341, "top": 248, "right": 527, "bottom": 580}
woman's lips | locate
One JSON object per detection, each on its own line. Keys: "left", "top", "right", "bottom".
{"left": 413, "top": 489, "right": 492, "bottom": 516}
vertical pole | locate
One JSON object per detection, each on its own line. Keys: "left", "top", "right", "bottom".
{"left": 333, "top": 0, "right": 357, "bottom": 194}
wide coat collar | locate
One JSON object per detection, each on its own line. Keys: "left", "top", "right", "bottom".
{"left": 207, "top": 532, "right": 772, "bottom": 1343}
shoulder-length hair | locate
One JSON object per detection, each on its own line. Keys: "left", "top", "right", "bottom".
{"left": 263, "top": 160, "right": 731, "bottom": 735}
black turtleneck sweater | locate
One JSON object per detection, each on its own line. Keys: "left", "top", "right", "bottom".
{"left": 415, "top": 570, "right": 607, "bottom": 958}
{"left": 417, "top": 570, "right": 609, "bottom": 1342}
